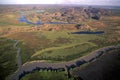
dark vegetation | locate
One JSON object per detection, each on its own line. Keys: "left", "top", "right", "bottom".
{"left": 71, "top": 49, "right": 120, "bottom": 80}
{"left": 21, "top": 71, "right": 72, "bottom": 80}
{"left": 0, "top": 38, "right": 17, "bottom": 80}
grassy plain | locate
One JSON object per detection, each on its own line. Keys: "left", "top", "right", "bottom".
{"left": 21, "top": 71, "right": 73, "bottom": 80}
{"left": 0, "top": 6, "right": 120, "bottom": 80}
{"left": 0, "top": 38, "right": 17, "bottom": 80}
{"left": 6, "top": 31, "right": 105, "bottom": 62}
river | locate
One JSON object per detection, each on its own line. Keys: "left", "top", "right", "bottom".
{"left": 9, "top": 44, "right": 120, "bottom": 80}
{"left": 18, "top": 15, "right": 75, "bottom": 25}
{"left": 71, "top": 31, "right": 104, "bottom": 34}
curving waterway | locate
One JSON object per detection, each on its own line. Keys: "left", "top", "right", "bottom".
{"left": 19, "top": 15, "right": 76, "bottom": 25}
{"left": 9, "top": 41, "right": 120, "bottom": 80}
{"left": 19, "top": 15, "right": 104, "bottom": 34}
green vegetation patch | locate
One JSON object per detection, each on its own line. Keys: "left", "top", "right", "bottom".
{"left": 21, "top": 71, "right": 72, "bottom": 80}
{"left": 0, "top": 13, "right": 33, "bottom": 26}
{"left": 0, "top": 38, "right": 17, "bottom": 80}
{"left": 7, "top": 31, "right": 105, "bottom": 62}
{"left": 31, "top": 42, "right": 97, "bottom": 61}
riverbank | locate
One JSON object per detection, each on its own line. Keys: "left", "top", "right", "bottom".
{"left": 9, "top": 44, "right": 120, "bottom": 80}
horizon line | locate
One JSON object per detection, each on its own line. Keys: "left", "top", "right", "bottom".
{"left": 0, "top": 4, "right": 120, "bottom": 6}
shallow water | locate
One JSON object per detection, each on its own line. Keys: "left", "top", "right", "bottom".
{"left": 19, "top": 15, "right": 75, "bottom": 25}
{"left": 71, "top": 31, "right": 104, "bottom": 34}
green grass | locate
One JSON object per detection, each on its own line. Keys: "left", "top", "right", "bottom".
{"left": 0, "top": 38, "right": 17, "bottom": 80}
{"left": 39, "top": 31, "right": 104, "bottom": 42}
{"left": 31, "top": 42, "right": 97, "bottom": 61}
{"left": 0, "top": 13, "right": 34, "bottom": 26}
{"left": 21, "top": 71, "right": 72, "bottom": 80}
{"left": 39, "top": 31, "right": 70, "bottom": 40}
{"left": 31, "top": 42, "right": 96, "bottom": 57}
{"left": 17, "top": 41, "right": 33, "bottom": 64}
{"left": 30, "top": 31, "right": 105, "bottom": 61}
{"left": 6, "top": 31, "right": 106, "bottom": 62}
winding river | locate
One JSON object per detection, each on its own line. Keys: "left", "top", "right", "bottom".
{"left": 9, "top": 41, "right": 120, "bottom": 80}
{"left": 19, "top": 15, "right": 104, "bottom": 35}
{"left": 19, "top": 15, "right": 76, "bottom": 25}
